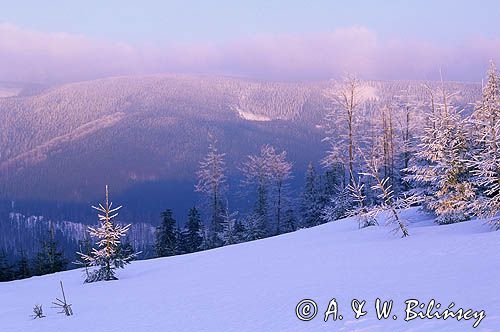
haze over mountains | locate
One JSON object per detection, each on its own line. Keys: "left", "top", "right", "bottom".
{"left": 0, "top": 75, "right": 481, "bottom": 223}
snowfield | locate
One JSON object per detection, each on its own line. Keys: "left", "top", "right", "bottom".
{"left": 1, "top": 208, "right": 499, "bottom": 332}
{"left": 235, "top": 107, "right": 272, "bottom": 121}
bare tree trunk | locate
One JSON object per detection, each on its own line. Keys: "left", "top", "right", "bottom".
{"left": 388, "top": 106, "right": 395, "bottom": 189}
{"left": 348, "top": 102, "right": 354, "bottom": 183}
{"left": 403, "top": 106, "right": 410, "bottom": 169}
{"left": 276, "top": 181, "right": 282, "bottom": 235}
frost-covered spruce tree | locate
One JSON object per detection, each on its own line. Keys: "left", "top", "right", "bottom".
{"left": 175, "top": 223, "right": 188, "bottom": 255}
{"left": 155, "top": 209, "right": 177, "bottom": 257}
{"left": 233, "top": 219, "right": 246, "bottom": 243}
{"left": 195, "top": 134, "right": 227, "bottom": 247}
{"left": 241, "top": 144, "right": 292, "bottom": 236}
{"left": 266, "top": 146, "right": 293, "bottom": 235}
{"left": 78, "top": 185, "right": 137, "bottom": 282}
{"left": 282, "top": 208, "right": 297, "bottom": 233}
{"left": 244, "top": 213, "right": 267, "bottom": 241}
{"left": 241, "top": 145, "right": 273, "bottom": 237}
{"left": 198, "top": 223, "right": 211, "bottom": 251}
{"left": 317, "top": 163, "right": 348, "bottom": 220}
{"left": 406, "top": 80, "right": 474, "bottom": 224}
{"left": 300, "top": 162, "right": 322, "bottom": 227}
{"left": 467, "top": 61, "right": 500, "bottom": 228}
{"left": 320, "top": 185, "right": 352, "bottom": 223}
{"left": 219, "top": 205, "right": 239, "bottom": 245}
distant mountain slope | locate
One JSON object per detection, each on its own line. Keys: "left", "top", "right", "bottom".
{"left": 0, "top": 212, "right": 155, "bottom": 260}
{"left": 0, "top": 75, "right": 481, "bottom": 218}
{"left": 1, "top": 209, "right": 498, "bottom": 332}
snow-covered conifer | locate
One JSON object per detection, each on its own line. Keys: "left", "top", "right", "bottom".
{"left": 320, "top": 186, "right": 352, "bottom": 224}
{"left": 175, "top": 223, "right": 188, "bottom": 255}
{"left": 241, "top": 144, "right": 292, "bottom": 235}
{"left": 241, "top": 145, "right": 273, "bottom": 237}
{"left": 406, "top": 79, "right": 475, "bottom": 224}
{"left": 78, "top": 185, "right": 137, "bottom": 282}
{"left": 281, "top": 208, "right": 297, "bottom": 233}
{"left": 468, "top": 61, "right": 500, "bottom": 228}
{"left": 219, "top": 205, "right": 239, "bottom": 245}
{"left": 198, "top": 223, "right": 211, "bottom": 251}
{"left": 243, "top": 213, "right": 267, "bottom": 241}
{"left": 266, "top": 146, "right": 293, "bottom": 235}
{"left": 195, "top": 134, "right": 227, "bottom": 246}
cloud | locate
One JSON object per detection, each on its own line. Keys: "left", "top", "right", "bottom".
{"left": 0, "top": 23, "right": 498, "bottom": 83}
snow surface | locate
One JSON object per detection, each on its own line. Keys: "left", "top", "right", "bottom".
{"left": 1, "top": 208, "right": 499, "bottom": 332}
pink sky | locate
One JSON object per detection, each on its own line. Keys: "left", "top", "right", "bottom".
{"left": 0, "top": 23, "right": 498, "bottom": 83}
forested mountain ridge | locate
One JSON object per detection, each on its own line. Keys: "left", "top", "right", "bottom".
{"left": 0, "top": 75, "right": 481, "bottom": 215}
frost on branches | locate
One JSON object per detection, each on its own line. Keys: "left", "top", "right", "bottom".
{"left": 346, "top": 176, "right": 378, "bottom": 229}
{"left": 266, "top": 147, "right": 293, "bottom": 235}
{"left": 322, "top": 74, "right": 364, "bottom": 183}
{"left": 361, "top": 152, "right": 419, "bottom": 237}
{"left": 241, "top": 145, "right": 272, "bottom": 236}
{"left": 78, "top": 185, "right": 138, "bottom": 282}
{"left": 468, "top": 61, "right": 500, "bottom": 229}
{"left": 195, "top": 134, "right": 227, "bottom": 246}
{"left": 406, "top": 80, "right": 474, "bottom": 224}
{"left": 320, "top": 186, "right": 352, "bottom": 224}
{"left": 241, "top": 145, "right": 292, "bottom": 236}
{"left": 219, "top": 205, "right": 243, "bottom": 245}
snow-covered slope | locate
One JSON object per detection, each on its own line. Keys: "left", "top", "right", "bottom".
{"left": 1, "top": 208, "right": 499, "bottom": 332}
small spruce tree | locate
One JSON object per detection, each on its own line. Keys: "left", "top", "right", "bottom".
{"left": 34, "top": 225, "right": 67, "bottom": 275}
{"left": 219, "top": 206, "right": 239, "bottom": 245}
{"left": 78, "top": 185, "right": 137, "bottom": 282}
{"left": 184, "top": 206, "right": 203, "bottom": 253}
{"left": 300, "top": 162, "right": 322, "bottom": 227}
{"left": 155, "top": 209, "right": 177, "bottom": 257}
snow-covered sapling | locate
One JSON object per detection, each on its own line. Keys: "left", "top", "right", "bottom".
{"left": 78, "top": 185, "right": 138, "bottom": 282}
{"left": 346, "top": 175, "right": 378, "bottom": 228}
{"left": 321, "top": 185, "right": 353, "bottom": 224}
{"left": 219, "top": 203, "right": 239, "bottom": 245}
{"left": 361, "top": 152, "right": 419, "bottom": 237}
